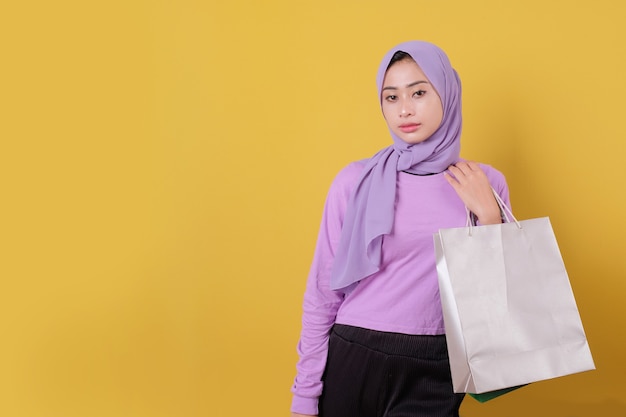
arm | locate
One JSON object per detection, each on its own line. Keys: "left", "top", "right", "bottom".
{"left": 290, "top": 164, "right": 361, "bottom": 415}
{"left": 444, "top": 160, "right": 504, "bottom": 225}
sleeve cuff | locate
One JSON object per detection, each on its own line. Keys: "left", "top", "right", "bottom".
{"left": 290, "top": 394, "right": 319, "bottom": 416}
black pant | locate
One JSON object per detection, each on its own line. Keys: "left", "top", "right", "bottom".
{"left": 319, "top": 324, "right": 464, "bottom": 417}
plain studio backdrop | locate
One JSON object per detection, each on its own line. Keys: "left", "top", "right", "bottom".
{"left": 1, "top": 1, "right": 624, "bottom": 416}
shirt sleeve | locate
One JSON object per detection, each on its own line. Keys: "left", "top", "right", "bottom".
{"left": 479, "top": 163, "right": 511, "bottom": 212}
{"left": 290, "top": 162, "right": 364, "bottom": 415}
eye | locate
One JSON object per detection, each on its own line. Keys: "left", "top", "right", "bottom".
{"left": 385, "top": 94, "right": 397, "bottom": 102}
{"left": 413, "top": 90, "right": 427, "bottom": 97}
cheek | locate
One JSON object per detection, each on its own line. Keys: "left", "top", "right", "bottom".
{"left": 381, "top": 105, "right": 392, "bottom": 121}
{"left": 428, "top": 99, "right": 444, "bottom": 124}
{"left": 417, "top": 102, "right": 439, "bottom": 121}
{"left": 434, "top": 106, "right": 444, "bottom": 124}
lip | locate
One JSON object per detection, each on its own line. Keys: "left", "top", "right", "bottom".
{"left": 398, "top": 123, "right": 420, "bottom": 133}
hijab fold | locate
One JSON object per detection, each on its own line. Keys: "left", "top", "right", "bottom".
{"left": 329, "top": 41, "right": 463, "bottom": 291}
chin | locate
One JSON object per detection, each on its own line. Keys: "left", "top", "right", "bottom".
{"left": 400, "top": 137, "right": 429, "bottom": 145}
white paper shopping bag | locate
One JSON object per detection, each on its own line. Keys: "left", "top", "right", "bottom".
{"left": 434, "top": 191, "right": 595, "bottom": 394}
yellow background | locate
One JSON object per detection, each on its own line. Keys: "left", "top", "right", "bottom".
{"left": 1, "top": 1, "right": 624, "bottom": 416}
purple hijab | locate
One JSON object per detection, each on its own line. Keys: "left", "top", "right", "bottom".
{"left": 329, "top": 41, "right": 462, "bottom": 291}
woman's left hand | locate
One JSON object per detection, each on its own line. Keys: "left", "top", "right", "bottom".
{"left": 444, "top": 161, "right": 501, "bottom": 225}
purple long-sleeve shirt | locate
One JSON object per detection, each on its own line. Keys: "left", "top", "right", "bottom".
{"left": 291, "top": 160, "right": 510, "bottom": 415}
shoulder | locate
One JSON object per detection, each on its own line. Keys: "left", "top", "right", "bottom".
{"left": 477, "top": 162, "right": 507, "bottom": 184}
{"left": 329, "top": 160, "right": 368, "bottom": 193}
{"left": 477, "top": 162, "right": 510, "bottom": 202}
{"left": 335, "top": 159, "right": 368, "bottom": 180}
{"left": 321, "top": 160, "right": 369, "bottom": 213}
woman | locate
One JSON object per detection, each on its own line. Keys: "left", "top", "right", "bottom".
{"left": 290, "top": 41, "right": 510, "bottom": 417}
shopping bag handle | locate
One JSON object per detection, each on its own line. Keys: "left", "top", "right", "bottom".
{"left": 465, "top": 187, "right": 521, "bottom": 235}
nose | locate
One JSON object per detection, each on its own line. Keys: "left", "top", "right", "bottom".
{"left": 399, "top": 98, "right": 414, "bottom": 117}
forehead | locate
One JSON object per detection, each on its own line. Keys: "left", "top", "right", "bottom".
{"left": 382, "top": 59, "right": 430, "bottom": 86}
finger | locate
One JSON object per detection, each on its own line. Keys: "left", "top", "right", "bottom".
{"left": 464, "top": 162, "right": 488, "bottom": 181}
{"left": 467, "top": 161, "right": 488, "bottom": 176}
{"left": 447, "top": 164, "right": 468, "bottom": 183}
{"left": 452, "top": 161, "right": 485, "bottom": 181}
{"left": 447, "top": 164, "right": 462, "bottom": 176}
{"left": 443, "top": 171, "right": 461, "bottom": 188}
{"left": 464, "top": 160, "right": 480, "bottom": 171}
{"left": 451, "top": 161, "right": 467, "bottom": 170}
{"left": 451, "top": 161, "right": 472, "bottom": 176}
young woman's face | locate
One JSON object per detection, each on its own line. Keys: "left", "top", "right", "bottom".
{"left": 381, "top": 58, "right": 443, "bottom": 145}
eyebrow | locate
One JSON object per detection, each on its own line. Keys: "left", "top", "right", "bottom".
{"left": 382, "top": 80, "right": 429, "bottom": 91}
